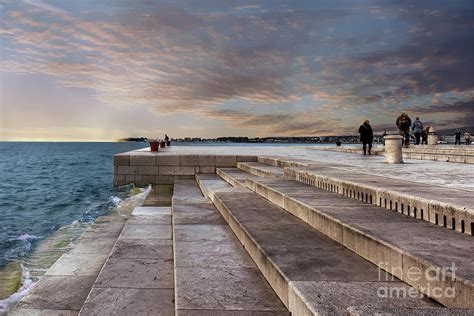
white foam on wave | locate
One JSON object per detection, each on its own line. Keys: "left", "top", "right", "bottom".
{"left": 109, "top": 196, "right": 122, "bottom": 206}
{"left": 0, "top": 263, "right": 35, "bottom": 315}
{"left": 16, "top": 234, "right": 39, "bottom": 242}
{"left": 0, "top": 185, "right": 151, "bottom": 315}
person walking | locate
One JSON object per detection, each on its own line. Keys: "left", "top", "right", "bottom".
{"left": 421, "top": 126, "right": 429, "bottom": 145}
{"left": 396, "top": 113, "right": 412, "bottom": 147}
{"left": 454, "top": 129, "right": 461, "bottom": 145}
{"left": 465, "top": 131, "right": 471, "bottom": 145}
{"left": 412, "top": 117, "right": 423, "bottom": 145}
{"left": 359, "top": 120, "right": 373, "bottom": 155}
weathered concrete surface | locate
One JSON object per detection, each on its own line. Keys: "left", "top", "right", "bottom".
{"left": 14, "top": 276, "right": 96, "bottom": 312}
{"left": 94, "top": 258, "right": 174, "bottom": 289}
{"left": 45, "top": 253, "right": 108, "bottom": 277}
{"left": 113, "top": 147, "right": 259, "bottom": 186}
{"left": 281, "top": 162, "right": 473, "bottom": 235}
{"left": 305, "top": 144, "right": 474, "bottom": 164}
{"left": 244, "top": 176, "right": 474, "bottom": 308}
{"left": 289, "top": 281, "right": 437, "bottom": 315}
{"left": 9, "top": 308, "right": 79, "bottom": 316}
{"left": 236, "top": 162, "right": 283, "bottom": 177}
{"left": 237, "top": 158, "right": 473, "bottom": 235}
{"left": 384, "top": 135, "right": 404, "bottom": 163}
{"left": 172, "top": 179, "right": 288, "bottom": 314}
{"left": 197, "top": 174, "right": 440, "bottom": 314}
{"left": 132, "top": 206, "right": 171, "bottom": 216}
{"left": 175, "top": 266, "right": 287, "bottom": 312}
{"left": 80, "top": 187, "right": 175, "bottom": 315}
{"left": 173, "top": 179, "right": 209, "bottom": 203}
{"left": 257, "top": 154, "right": 474, "bottom": 191}
{"left": 111, "top": 238, "right": 173, "bottom": 260}
{"left": 79, "top": 288, "right": 174, "bottom": 316}
{"left": 217, "top": 167, "right": 261, "bottom": 187}
{"left": 346, "top": 305, "right": 474, "bottom": 315}
{"left": 114, "top": 146, "right": 474, "bottom": 191}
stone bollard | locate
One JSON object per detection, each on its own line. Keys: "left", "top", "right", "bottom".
{"left": 384, "top": 135, "right": 404, "bottom": 163}
{"left": 427, "top": 126, "right": 439, "bottom": 145}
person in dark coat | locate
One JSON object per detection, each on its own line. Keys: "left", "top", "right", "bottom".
{"left": 454, "top": 129, "right": 461, "bottom": 145}
{"left": 396, "top": 113, "right": 412, "bottom": 147}
{"left": 421, "top": 126, "right": 429, "bottom": 145}
{"left": 359, "top": 120, "right": 373, "bottom": 155}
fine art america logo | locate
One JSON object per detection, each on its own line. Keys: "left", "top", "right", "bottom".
{"left": 377, "top": 262, "right": 458, "bottom": 299}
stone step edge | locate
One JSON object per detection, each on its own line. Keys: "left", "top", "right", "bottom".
{"left": 78, "top": 188, "right": 157, "bottom": 315}
{"left": 257, "top": 156, "right": 314, "bottom": 168}
{"left": 197, "top": 175, "right": 441, "bottom": 315}
{"left": 284, "top": 167, "right": 473, "bottom": 236}
{"left": 216, "top": 168, "right": 246, "bottom": 187}
{"left": 256, "top": 156, "right": 473, "bottom": 236}
{"left": 303, "top": 147, "right": 474, "bottom": 164}
{"left": 245, "top": 177, "right": 474, "bottom": 309}
{"left": 236, "top": 162, "right": 283, "bottom": 177}
{"left": 196, "top": 174, "right": 308, "bottom": 311}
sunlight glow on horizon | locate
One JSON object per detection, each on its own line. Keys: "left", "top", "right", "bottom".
{"left": 1, "top": 0, "right": 473, "bottom": 140}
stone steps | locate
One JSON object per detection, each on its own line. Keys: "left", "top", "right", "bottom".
{"left": 217, "top": 167, "right": 262, "bottom": 187}
{"left": 10, "top": 214, "right": 127, "bottom": 316}
{"left": 172, "top": 179, "right": 288, "bottom": 315}
{"left": 252, "top": 157, "right": 474, "bottom": 236}
{"left": 221, "top": 167, "right": 474, "bottom": 308}
{"left": 196, "top": 174, "right": 446, "bottom": 315}
{"left": 236, "top": 161, "right": 284, "bottom": 177}
{"left": 9, "top": 185, "right": 173, "bottom": 315}
{"left": 80, "top": 206, "right": 175, "bottom": 315}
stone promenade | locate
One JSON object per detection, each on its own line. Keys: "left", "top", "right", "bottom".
{"left": 9, "top": 146, "right": 474, "bottom": 315}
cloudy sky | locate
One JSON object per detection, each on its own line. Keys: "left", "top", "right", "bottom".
{"left": 0, "top": 0, "right": 473, "bottom": 141}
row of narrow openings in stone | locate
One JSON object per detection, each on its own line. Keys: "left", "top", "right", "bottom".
{"left": 380, "top": 198, "right": 471, "bottom": 235}
{"left": 433, "top": 213, "right": 471, "bottom": 235}
{"left": 293, "top": 173, "right": 473, "bottom": 236}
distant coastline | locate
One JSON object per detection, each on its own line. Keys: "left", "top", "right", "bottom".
{"left": 119, "top": 135, "right": 371, "bottom": 144}
{"left": 119, "top": 125, "right": 474, "bottom": 144}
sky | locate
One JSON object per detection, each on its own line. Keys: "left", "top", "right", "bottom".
{"left": 0, "top": 0, "right": 473, "bottom": 141}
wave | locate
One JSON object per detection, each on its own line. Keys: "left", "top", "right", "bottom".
{"left": 0, "top": 262, "right": 35, "bottom": 315}
{"left": 16, "top": 234, "right": 40, "bottom": 242}
{"left": 0, "top": 185, "right": 150, "bottom": 314}
{"left": 109, "top": 196, "right": 122, "bottom": 206}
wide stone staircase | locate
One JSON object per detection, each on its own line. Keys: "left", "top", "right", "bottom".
{"left": 202, "top": 158, "right": 473, "bottom": 314}
{"left": 10, "top": 155, "right": 474, "bottom": 315}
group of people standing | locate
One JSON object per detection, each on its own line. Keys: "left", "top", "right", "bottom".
{"left": 357, "top": 113, "right": 471, "bottom": 155}
{"left": 396, "top": 113, "right": 430, "bottom": 146}
{"left": 454, "top": 129, "right": 471, "bottom": 145}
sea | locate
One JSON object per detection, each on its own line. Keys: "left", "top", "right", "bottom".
{"left": 0, "top": 142, "right": 148, "bottom": 313}
{"left": 0, "top": 141, "right": 335, "bottom": 313}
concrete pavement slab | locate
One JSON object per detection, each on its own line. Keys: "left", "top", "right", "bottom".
{"left": 111, "top": 239, "right": 173, "bottom": 260}
{"left": 16, "top": 276, "right": 95, "bottom": 311}
{"left": 45, "top": 253, "right": 108, "bottom": 276}
{"left": 80, "top": 288, "right": 174, "bottom": 316}
{"left": 94, "top": 258, "right": 174, "bottom": 289}
{"left": 120, "top": 224, "right": 172, "bottom": 240}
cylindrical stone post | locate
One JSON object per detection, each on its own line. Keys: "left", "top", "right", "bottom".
{"left": 427, "top": 126, "right": 439, "bottom": 145}
{"left": 384, "top": 135, "right": 404, "bottom": 163}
